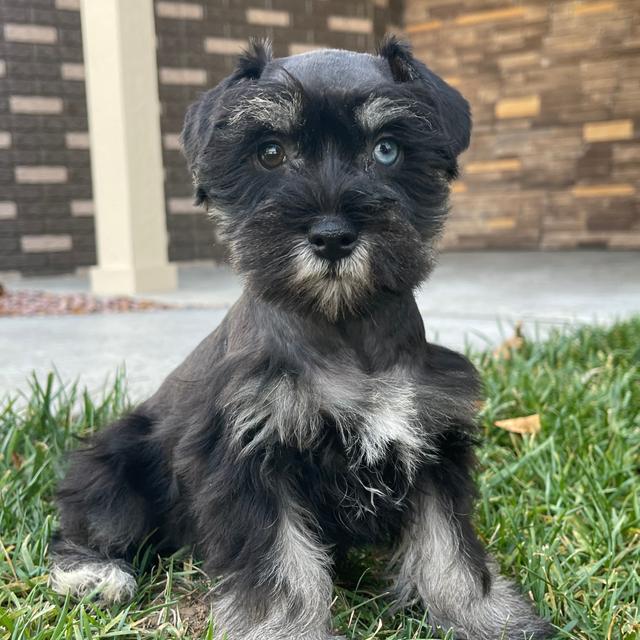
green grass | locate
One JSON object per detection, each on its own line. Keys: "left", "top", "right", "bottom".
{"left": 1, "top": 319, "right": 639, "bottom": 639}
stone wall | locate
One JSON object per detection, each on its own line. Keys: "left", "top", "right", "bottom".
{"left": 404, "top": 0, "right": 640, "bottom": 249}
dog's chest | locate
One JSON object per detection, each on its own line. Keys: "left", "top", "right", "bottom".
{"left": 325, "top": 372, "right": 423, "bottom": 469}
{"left": 228, "top": 366, "right": 426, "bottom": 472}
{"left": 224, "top": 366, "right": 426, "bottom": 544}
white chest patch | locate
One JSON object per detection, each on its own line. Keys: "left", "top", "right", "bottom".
{"left": 226, "top": 366, "right": 427, "bottom": 475}
{"left": 356, "top": 379, "right": 423, "bottom": 470}
{"left": 322, "top": 372, "right": 426, "bottom": 478}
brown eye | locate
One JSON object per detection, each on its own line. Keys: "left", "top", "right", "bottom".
{"left": 258, "top": 142, "right": 286, "bottom": 169}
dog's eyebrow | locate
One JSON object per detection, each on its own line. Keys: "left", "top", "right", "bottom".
{"left": 355, "top": 96, "right": 431, "bottom": 134}
{"left": 227, "top": 89, "right": 303, "bottom": 132}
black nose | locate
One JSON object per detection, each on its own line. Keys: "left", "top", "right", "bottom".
{"left": 308, "top": 217, "right": 358, "bottom": 262}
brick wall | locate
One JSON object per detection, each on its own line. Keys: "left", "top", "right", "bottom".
{"left": 0, "top": 0, "right": 400, "bottom": 275}
{"left": 1, "top": 1, "right": 637, "bottom": 276}
{"left": 404, "top": 0, "right": 640, "bottom": 249}
{"left": 0, "top": 0, "right": 94, "bottom": 275}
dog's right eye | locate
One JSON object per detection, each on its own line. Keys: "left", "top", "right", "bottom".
{"left": 258, "top": 142, "right": 287, "bottom": 169}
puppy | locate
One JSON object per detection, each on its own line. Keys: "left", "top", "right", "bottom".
{"left": 49, "top": 37, "right": 552, "bottom": 640}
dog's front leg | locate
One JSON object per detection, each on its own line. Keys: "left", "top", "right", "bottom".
{"left": 206, "top": 497, "right": 339, "bottom": 640}
{"left": 394, "top": 467, "right": 553, "bottom": 639}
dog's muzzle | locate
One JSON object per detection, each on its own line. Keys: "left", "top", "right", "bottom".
{"left": 308, "top": 216, "right": 358, "bottom": 262}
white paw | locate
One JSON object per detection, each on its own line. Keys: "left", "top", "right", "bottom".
{"left": 49, "top": 562, "right": 136, "bottom": 605}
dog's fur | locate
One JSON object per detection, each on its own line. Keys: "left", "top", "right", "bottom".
{"left": 50, "top": 37, "right": 552, "bottom": 639}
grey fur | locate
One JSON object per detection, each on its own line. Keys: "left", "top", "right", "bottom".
{"left": 394, "top": 489, "right": 553, "bottom": 640}
{"left": 221, "top": 350, "right": 428, "bottom": 479}
{"left": 212, "top": 501, "right": 334, "bottom": 640}
{"left": 291, "top": 238, "right": 373, "bottom": 321}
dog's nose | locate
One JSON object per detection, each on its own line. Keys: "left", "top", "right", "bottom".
{"left": 308, "top": 217, "right": 358, "bottom": 262}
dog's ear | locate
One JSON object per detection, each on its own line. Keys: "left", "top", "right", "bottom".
{"left": 231, "top": 37, "right": 273, "bottom": 81}
{"left": 180, "top": 89, "right": 220, "bottom": 205}
{"left": 377, "top": 34, "right": 471, "bottom": 157}
{"left": 181, "top": 38, "right": 273, "bottom": 204}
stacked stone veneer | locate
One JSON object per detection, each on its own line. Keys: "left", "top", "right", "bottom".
{"left": 405, "top": 0, "right": 640, "bottom": 249}
{"left": 0, "top": 0, "right": 399, "bottom": 275}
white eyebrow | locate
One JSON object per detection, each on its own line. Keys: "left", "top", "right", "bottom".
{"left": 227, "top": 90, "right": 303, "bottom": 132}
{"left": 355, "top": 96, "right": 431, "bottom": 133}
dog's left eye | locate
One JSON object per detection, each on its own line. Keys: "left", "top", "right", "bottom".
{"left": 372, "top": 139, "right": 400, "bottom": 166}
{"left": 258, "top": 142, "right": 287, "bottom": 169}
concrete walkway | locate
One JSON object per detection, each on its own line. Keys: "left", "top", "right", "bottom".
{"left": 1, "top": 251, "right": 638, "bottom": 401}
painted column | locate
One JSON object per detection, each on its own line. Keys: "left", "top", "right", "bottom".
{"left": 80, "top": 0, "right": 177, "bottom": 294}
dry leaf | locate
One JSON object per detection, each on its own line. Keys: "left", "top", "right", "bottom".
{"left": 474, "top": 399, "right": 487, "bottom": 412}
{"left": 494, "top": 413, "right": 541, "bottom": 435}
{"left": 493, "top": 322, "right": 525, "bottom": 360}
{"left": 11, "top": 452, "right": 24, "bottom": 470}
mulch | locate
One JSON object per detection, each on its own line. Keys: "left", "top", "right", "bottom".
{"left": 0, "top": 284, "right": 173, "bottom": 317}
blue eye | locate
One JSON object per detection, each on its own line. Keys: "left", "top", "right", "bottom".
{"left": 372, "top": 139, "right": 399, "bottom": 166}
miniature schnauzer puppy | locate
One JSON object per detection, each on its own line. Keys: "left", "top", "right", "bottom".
{"left": 50, "top": 37, "right": 552, "bottom": 640}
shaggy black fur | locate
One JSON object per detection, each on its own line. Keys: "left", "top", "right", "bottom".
{"left": 50, "top": 36, "right": 552, "bottom": 640}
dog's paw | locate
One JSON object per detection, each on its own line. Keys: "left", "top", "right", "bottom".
{"left": 49, "top": 561, "right": 136, "bottom": 605}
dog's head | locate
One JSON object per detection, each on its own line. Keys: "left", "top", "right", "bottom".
{"left": 181, "top": 36, "right": 471, "bottom": 320}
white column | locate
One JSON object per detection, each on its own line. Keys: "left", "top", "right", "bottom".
{"left": 81, "top": 0, "right": 177, "bottom": 294}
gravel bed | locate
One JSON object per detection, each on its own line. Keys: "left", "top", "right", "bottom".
{"left": 0, "top": 286, "right": 173, "bottom": 317}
